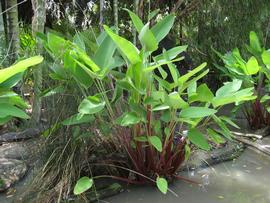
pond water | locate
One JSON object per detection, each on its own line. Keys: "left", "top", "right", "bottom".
{"left": 105, "top": 146, "right": 270, "bottom": 203}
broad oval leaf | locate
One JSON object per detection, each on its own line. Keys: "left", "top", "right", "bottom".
{"left": 148, "top": 136, "right": 162, "bottom": 152}
{"left": 245, "top": 56, "right": 260, "bottom": 75}
{"left": 179, "top": 107, "right": 217, "bottom": 119}
{"left": 74, "top": 177, "right": 93, "bottom": 195}
{"left": 156, "top": 177, "right": 168, "bottom": 194}
{"left": 188, "top": 128, "right": 211, "bottom": 151}
{"left": 78, "top": 96, "right": 105, "bottom": 115}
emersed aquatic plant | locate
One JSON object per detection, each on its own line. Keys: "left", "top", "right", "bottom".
{"left": 41, "top": 10, "right": 255, "bottom": 195}
{"left": 214, "top": 31, "right": 270, "bottom": 129}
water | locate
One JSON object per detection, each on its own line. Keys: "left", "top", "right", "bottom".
{"left": 105, "top": 147, "right": 270, "bottom": 203}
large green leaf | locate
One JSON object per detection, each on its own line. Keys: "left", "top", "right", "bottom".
{"left": 0, "top": 104, "right": 29, "bottom": 119}
{"left": 151, "top": 14, "right": 175, "bottom": 42}
{"left": 94, "top": 33, "right": 116, "bottom": 69}
{"left": 156, "top": 177, "right": 168, "bottom": 194}
{"left": 0, "top": 56, "right": 43, "bottom": 83}
{"left": 116, "top": 112, "right": 142, "bottom": 126}
{"left": 139, "top": 23, "right": 158, "bottom": 52}
{"left": 74, "top": 177, "right": 93, "bottom": 195}
{"left": 148, "top": 136, "right": 162, "bottom": 152}
{"left": 188, "top": 128, "right": 211, "bottom": 151}
{"left": 78, "top": 96, "right": 105, "bottom": 115}
{"left": 104, "top": 25, "right": 141, "bottom": 64}
{"left": 179, "top": 107, "right": 217, "bottom": 119}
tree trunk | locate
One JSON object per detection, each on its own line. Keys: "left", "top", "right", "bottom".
{"left": 5, "top": 0, "right": 19, "bottom": 64}
{"left": 99, "top": 0, "right": 104, "bottom": 31}
{"left": 113, "top": 0, "right": 118, "bottom": 34}
{"left": 0, "top": 1, "right": 6, "bottom": 63}
{"left": 133, "top": 0, "right": 139, "bottom": 44}
{"left": 31, "top": 0, "right": 46, "bottom": 124}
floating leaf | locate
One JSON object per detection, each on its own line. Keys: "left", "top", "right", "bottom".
{"left": 74, "top": 177, "right": 93, "bottom": 195}
{"left": 156, "top": 177, "right": 168, "bottom": 194}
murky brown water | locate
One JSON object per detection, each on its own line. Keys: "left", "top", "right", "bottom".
{"left": 105, "top": 146, "right": 270, "bottom": 203}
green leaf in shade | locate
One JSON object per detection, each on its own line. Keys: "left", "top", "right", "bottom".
{"left": 219, "top": 116, "right": 240, "bottom": 129}
{"left": 78, "top": 96, "right": 105, "bottom": 115}
{"left": 74, "top": 177, "right": 93, "bottom": 195}
{"left": 0, "top": 56, "right": 43, "bottom": 83}
{"left": 245, "top": 56, "right": 260, "bottom": 75}
{"left": 249, "top": 31, "right": 262, "bottom": 54}
{"left": 134, "top": 136, "right": 148, "bottom": 142}
{"left": 156, "top": 177, "right": 168, "bottom": 194}
{"left": 148, "top": 136, "right": 162, "bottom": 152}
{"left": 151, "top": 14, "right": 175, "bottom": 42}
{"left": 0, "top": 116, "right": 12, "bottom": 125}
{"left": 104, "top": 25, "right": 141, "bottom": 64}
{"left": 207, "top": 128, "right": 225, "bottom": 145}
{"left": 62, "top": 114, "right": 95, "bottom": 126}
{"left": 116, "top": 112, "right": 142, "bottom": 126}
{"left": 260, "top": 95, "right": 270, "bottom": 103}
{"left": 188, "top": 128, "right": 211, "bottom": 151}
{"left": 0, "top": 104, "right": 29, "bottom": 119}
{"left": 179, "top": 107, "right": 216, "bottom": 119}
{"left": 148, "top": 9, "right": 160, "bottom": 20}
{"left": 139, "top": 23, "right": 158, "bottom": 52}
{"left": 184, "top": 144, "right": 191, "bottom": 161}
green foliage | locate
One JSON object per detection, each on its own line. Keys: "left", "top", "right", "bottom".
{"left": 41, "top": 11, "right": 256, "bottom": 194}
{"left": 215, "top": 31, "right": 270, "bottom": 129}
{"left": 0, "top": 56, "right": 43, "bottom": 125}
